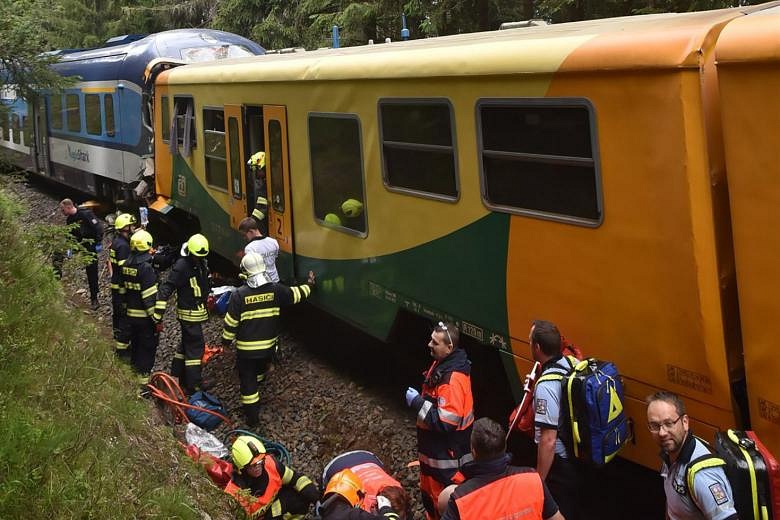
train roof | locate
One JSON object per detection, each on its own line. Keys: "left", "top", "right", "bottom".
{"left": 716, "top": 4, "right": 780, "bottom": 64}
{"left": 160, "top": 2, "right": 780, "bottom": 86}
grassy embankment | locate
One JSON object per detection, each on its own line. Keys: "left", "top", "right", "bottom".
{"left": 0, "top": 184, "right": 236, "bottom": 518}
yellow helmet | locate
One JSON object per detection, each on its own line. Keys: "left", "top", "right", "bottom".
{"left": 248, "top": 151, "right": 266, "bottom": 170}
{"left": 340, "top": 199, "right": 363, "bottom": 218}
{"left": 324, "top": 213, "right": 342, "bottom": 226}
{"left": 114, "top": 213, "right": 136, "bottom": 231}
{"left": 325, "top": 469, "right": 365, "bottom": 507}
{"left": 130, "top": 229, "right": 153, "bottom": 252}
{"left": 187, "top": 233, "right": 209, "bottom": 257}
{"left": 240, "top": 252, "right": 266, "bottom": 277}
{"left": 231, "top": 435, "right": 266, "bottom": 472}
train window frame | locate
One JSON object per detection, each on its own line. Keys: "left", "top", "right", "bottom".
{"left": 476, "top": 97, "right": 603, "bottom": 227}
{"left": 85, "top": 94, "right": 102, "bottom": 136}
{"left": 50, "top": 94, "right": 63, "bottom": 130}
{"left": 307, "top": 112, "right": 368, "bottom": 238}
{"left": 377, "top": 98, "right": 460, "bottom": 202}
{"left": 160, "top": 96, "right": 170, "bottom": 143}
{"left": 227, "top": 116, "right": 242, "bottom": 199}
{"left": 65, "top": 92, "right": 81, "bottom": 133}
{"left": 104, "top": 95, "right": 115, "bottom": 137}
{"left": 0, "top": 112, "right": 8, "bottom": 141}
{"left": 11, "top": 113, "right": 21, "bottom": 144}
{"left": 202, "top": 106, "right": 228, "bottom": 192}
{"left": 173, "top": 96, "right": 197, "bottom": 151}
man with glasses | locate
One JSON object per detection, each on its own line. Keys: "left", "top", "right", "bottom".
{"left": 646, "top": 391, "right": 737, "bottom": 519}
{"left": 404, "top": 321, "right": 474, "bottom": 520}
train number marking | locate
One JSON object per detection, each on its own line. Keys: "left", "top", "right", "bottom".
{"left": 759, "top": 398, "right": 780, "bottom": 425}
{"left": 276, "top": 216, "right": 283, "bottom": 235}
{"left": 666, "top": 364, "right": 712, "bottom": 394}
{"left": 177, "top": 174, "right": 187, "bottom": 197}
{"left": 462, "top": 321, "right": 484, "bottom": 342}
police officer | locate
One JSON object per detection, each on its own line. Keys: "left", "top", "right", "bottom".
{"left": 530, "top": 320, "right": 580, "bottom": 520}
{"left": 225, "top": 435, "right": 319, "bottom": 519}
{"left": 404, "top": 321, "right": 474, "bottom": 520}
{"left": 154, "top": 234, "right": 210, "bottom": 394}
{"left": 647, "top": 391, "right": 738, "bottom": 520}
{"left": 221, "top": 253, "right": 315, "bottom": 426}
{"left": 319, "top": 468, "right": 402, "bottom": 520}
{"left": 441, "top": 418, "right": 563, "bottom": 520}
{"left": 59, "top": 198, "right": 103, "bottom": 309}
{"left": 240, "top": 217, "right": 279, "bottom": 283}
{"left": 322, "top": 451, "right": 409, "bottom": 519}
{"left": 122, "top": 229, "right": 159, "bottom": 387}
{"left": 109, "top": 213, "right": 135, "bottom": 360}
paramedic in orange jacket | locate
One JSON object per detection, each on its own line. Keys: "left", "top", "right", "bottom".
{"left": 405, "top": 321, "right": 474, "bottom": 520}
{"left": 225, "top": 436, "right": 319, "bottom": 519}
{"left": 441, "top": 417, "right": 564, "bottom": 520}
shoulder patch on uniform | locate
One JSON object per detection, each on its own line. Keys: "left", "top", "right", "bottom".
{"left": 709, "top": 483, "right": 728, "bottom": 505}
{"left": 91, "top": 218, "right": 98, "bottom": 224}
{"left": 535, "top": 398, "right": 548, "bottom": 415}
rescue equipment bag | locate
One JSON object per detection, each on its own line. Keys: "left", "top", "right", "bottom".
{"left": 538, "top": 357, "right": 630, "bottom": 465}
{"left": 186, "top": 391, "right": 227, "bottom": 431}
{"left": 687, "top": 430, "right": 780, "bottom": 520}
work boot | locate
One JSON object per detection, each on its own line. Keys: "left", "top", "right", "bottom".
{"left": 90, "top": 298, "right": 99, "bottom": 310}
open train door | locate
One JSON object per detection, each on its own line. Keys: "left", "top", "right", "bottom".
{"left": 32, "top": 99, "right": 51, "bottom": 176}
{"left": 263, "top": 105, "right": 295, "bottom": 281}
{"left": 224, "top": 104, "right": 249, "bottom": 229}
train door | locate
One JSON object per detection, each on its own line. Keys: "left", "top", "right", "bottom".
{"left": 263, "top": 105, "right": 294, "bottom": 280}
{"left": 33, "top": 99, "right": 51, "bottom": 176}
{"left": 224, "top": 104, "right": 248, "bottom": 229}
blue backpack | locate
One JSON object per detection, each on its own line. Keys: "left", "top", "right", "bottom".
{"left": 538, "top": 357, "right": 630, "bottom": 466}
{"left": 186, "top": 391, "right": 226, "bottom": 431}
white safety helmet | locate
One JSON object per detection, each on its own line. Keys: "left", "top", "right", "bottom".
{"left": 240, "top": 252, "right": 266, "bottom": 277}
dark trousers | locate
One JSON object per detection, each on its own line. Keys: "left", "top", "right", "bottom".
{"left": 112, "top": 292, "right": 131, "bottom": 360}
{"left": 547, "top": 454, "right": 581, "bottom": 520}
{"left": 268, "top": 486, "right": 310, "bottom": 519}
{"left": 170, "top": 320, "right": 205, "bottom": 394}
{"left": 85, "top": 256, "right": 99, "bottom": 301}
{"left": 237, "top": 355, "right": 271, "bottom": 426}
{"left": 128, "top": 317, "right": 158, "bottom": 383}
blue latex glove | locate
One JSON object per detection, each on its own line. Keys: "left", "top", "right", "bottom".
{"left": 94, "top": 243, "right": 103, "bottom": 253}
{"left": 405, "top": 387, "right": 420, "bottom": 407}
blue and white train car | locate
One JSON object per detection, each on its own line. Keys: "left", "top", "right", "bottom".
{"left": 0, "top": 29, "right": 264, "bottom": 201}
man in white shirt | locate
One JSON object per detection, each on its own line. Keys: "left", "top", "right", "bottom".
{"left": 239, "top": 217, "right": 279, "bottom": 283}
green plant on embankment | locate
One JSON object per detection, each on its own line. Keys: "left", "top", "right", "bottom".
{"left": 0, "top": 188, "right": 236, "bottom": 518}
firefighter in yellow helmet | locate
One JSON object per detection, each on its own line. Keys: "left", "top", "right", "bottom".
{"left": 221, "top": 253, "right": 315, "bottom": 426}
{"left": 248, "top": 150, "right": 269, "bottom": 233}
{"left": 224, "top": 435, "right": 319, "bottom": 519}
{"left": 153, "top": 233, "right": 211, "bottom": 394}
{"left": 122, "top": 229, "right": 159, "bottom": 387}
{"left": 109, "top": 213, "right": 137, "bottom": 361}
{"left": 319, "top": 465, "right": 405, "bottom": 519}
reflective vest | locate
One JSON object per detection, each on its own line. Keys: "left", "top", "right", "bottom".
{"left": 453, "top": 469, "right": 545, "bottom": 519}
{"left": 224, "top": 457, "right": 283, "bottom": 519}
{"left": 350, "top": 462, "right": 402, "bottom": 513}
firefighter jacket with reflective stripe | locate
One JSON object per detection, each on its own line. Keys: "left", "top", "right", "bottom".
{"left": 221, "top": 281, "right": 313, "bottom": 359}
{"left": 67, "top": 208, "right": 102, "bottom": 245}
{"left": 109, "top": 234, "right": 130, "bottom": 294}
{"left": 154, "top": 255, "right": 209, "bottom": 323}
{"left": 225, "top": 455, "right": 318, "bottom": 519}
{"left": 410, "top": 347, "right": 474, "bottom": 485}
{"left": 122, "top": 252, "right": 158, "bottom": 319}
{"left": 444, "top": 455, "right": 553, "bottom": 520}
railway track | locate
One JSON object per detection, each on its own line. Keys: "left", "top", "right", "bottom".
{"left": 4, "top": 172, "right": 667, "bottom": 519}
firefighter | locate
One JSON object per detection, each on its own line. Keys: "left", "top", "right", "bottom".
{"left": 59, "top": 198, "right": 103, "bottom": 309}
{"left": 404, "top": 321, "right": 474, "bottom": 520}
{"left": 122, "top": 229, "right": 159, "bottom": 387}
{"left": 321, "top": 451, "right": 409, "bottom": 519}
{"left": 221, "top": 253, "right": 315, "bottom": 426}
{"left": 153, "top": 233, "right": 210, "bottom": 394}
{"left": 440, "top": 418, "right": 563, "bottom": 520}
{"left": 225, "top": 435, "right": 319, "bottom": 519}
{"left": 109, "top": 213, "right": 136, "bottom": 360}
{"left": 248, "top": 150, "right": 269, "bottom": 234}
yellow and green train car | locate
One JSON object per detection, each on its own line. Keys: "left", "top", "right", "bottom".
{"left": 151, "top": 3, "right": 780, "bottom": 468}
{"left": 717, "top": 4, "right": 780, "bottom": 467}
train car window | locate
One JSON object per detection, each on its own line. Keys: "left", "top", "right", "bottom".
{"left": 203, "top": 108, "right": 227, "bottom": 191}
{"left": 85, "top": 94, "right": 102, "bottom": 136}
{"left": 11, "top": 113, "right": 20, "bottom": 144}
{"left": 477, "top": 99, "right": 602, "bottom": 226}
{"left": 104, "top": 95, "right": 115, "bottom": 137}
{"left": 308, "top": 113, "right": 367, "bottom": 236}
{"left": 66, "top": 93, "right": 81, "bottom": 133}
{"left": 228, "top": 117, "right": 241, "bottom": 198}
{"left": 160, "top": 96, "right": 170, "bottom": 142}
{"left": 50, "top": 95, "right": 63, "bottom": 130}
{"left": 174, "top": 97, "right": 196, "bottom": 151}
{"left": 268, "top": 120, "right": 284, "bottom": 213}
{"left": 378, "top": 99, "right": 458, "bottom": 200}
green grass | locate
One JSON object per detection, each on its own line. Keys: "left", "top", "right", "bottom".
{"left": 0, "top": 187, "right": 237, "bottom": 519}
